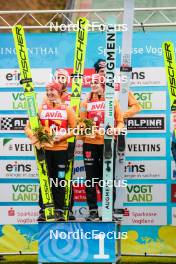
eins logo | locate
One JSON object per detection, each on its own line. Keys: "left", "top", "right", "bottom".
{"left": 125, "top": 162, "right": 145, "bottom": 173}
{"left": 131, "top": 71, "right": 145, "bottom": 80}
{"left": 6, "top": 161, "right": 31, "bottom": 172}
{"left": 6, "top": 70, "right": 20, "bottom": 81}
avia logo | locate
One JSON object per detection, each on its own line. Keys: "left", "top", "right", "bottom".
{"left": 8, "top": 207, "right": 15, "bottom": 216}
{"left": 125, "top": 162, "right": 145, "bottom": 173}
{"left": 6, "top": 70, "right": 20, "bottom": 81}
{"left": 44, "top": 111, "right": 62, "bottom": 118}
{"left": 41, "top": 110, "right": 66, "bottom": 120}
{"left": 6, "top": 161, "right": 31, "bottom": 172}
{"left": 91, "top": 102, "right": 105, "bottom": 111}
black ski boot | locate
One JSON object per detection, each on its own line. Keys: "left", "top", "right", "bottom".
{"left": 37, "top": 212, "right": 46, "bottom": 222}
{"left": 55, "top": 210, "right": 65, "bottom": 221}
{"left": 69, "top": 210, "right": 76, "bottom": 221}
{"left": 86, "top": 210, "right": 99, "bottom": 221}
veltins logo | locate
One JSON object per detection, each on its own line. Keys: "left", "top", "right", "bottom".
{"left": 128, "top": 144, "right": 160, "bottom": 152}
{"left": 126, "top": 138, "right": 165, "bottom": 157}
{"left": 3, "top": 138, "right": 32, "bottom": 152}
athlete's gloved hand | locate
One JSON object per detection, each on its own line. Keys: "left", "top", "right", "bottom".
{"left": 25, "top": 124, "right": 41, "bottom": 149}
{"left": 30, "top": 135, "right": 42, "bottom": 149}
{"left": 54, "top": 134, "right": 63, "bottom": 142}
{"left": 122, "top": 112, "right": 128, "bottom": 119}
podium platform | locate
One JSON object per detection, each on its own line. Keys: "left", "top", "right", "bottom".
{"left": 38, "top": 221, "right": 121, "bottom": 263}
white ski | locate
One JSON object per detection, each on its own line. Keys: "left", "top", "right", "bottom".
{"left": 102, "top": 25, "right": 116, "bottom": 221}
{"left": 114, "top": 0, "right": 134, "bottom": 220}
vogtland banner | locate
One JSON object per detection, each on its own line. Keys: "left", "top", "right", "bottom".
{"left": 0, "top": 31, "right": 176, "bottom": 255}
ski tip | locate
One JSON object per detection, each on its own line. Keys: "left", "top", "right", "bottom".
{"left": 77, "top": 17, "right": 88, "bottom": 22}
{"left": 162, "top": 41, "right": 174, "bottom": 50}
{"left": 77, "top": 17, "right": 89, "bottom": 29}
{"left": 12, "top": 24, "right": 24, "bottom": 34}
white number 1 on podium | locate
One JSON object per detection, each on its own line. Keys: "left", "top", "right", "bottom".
{"left": 93, "top": 233, "right": 109, "bottom": 259}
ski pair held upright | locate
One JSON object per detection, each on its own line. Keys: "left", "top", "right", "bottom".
{"left": 63, "top": 17, "right": 88, "bottom": 220}
{"left": 12, "top": 25, "right": 55, "bottom": 221}
{"left": 12, "top": 17, "right": 89, "bottom": 221}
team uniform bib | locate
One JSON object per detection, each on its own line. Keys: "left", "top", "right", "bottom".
{"left": 40, "top": 104, "right": 68, "bottom": 131}
{"left": 87, "top": 100, "right": 105, "bottom": 128}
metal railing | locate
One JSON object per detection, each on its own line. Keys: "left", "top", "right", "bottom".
{"left": 0, "top": 7, "right": 176, "bottom": 30}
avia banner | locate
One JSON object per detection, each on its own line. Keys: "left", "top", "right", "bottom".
{"left": 0, "top": 31, "right": 175, "bottom": 255}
